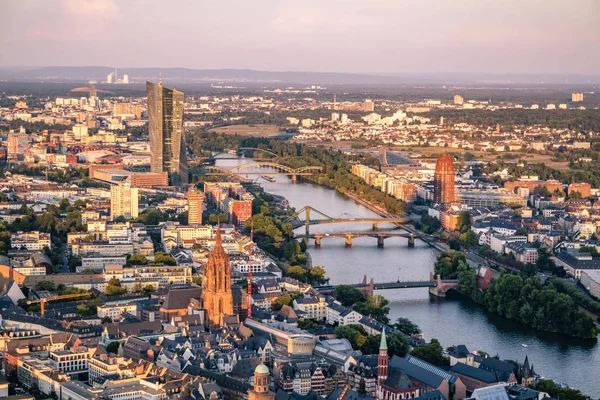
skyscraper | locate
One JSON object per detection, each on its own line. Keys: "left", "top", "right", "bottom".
{"left": 147, "top": 81, "right": 188, "bottom": 186}
{"left": 203, "top": 226, "right": 234, "bottom": 326}
{"left": 110, "top": 180, "right": 139, "bottom": 220}
{"left": 434, "top": 155, "right": 455, "bottom": 204}
{"left": 187, "top": 186, "right": 205, "bottom": 225}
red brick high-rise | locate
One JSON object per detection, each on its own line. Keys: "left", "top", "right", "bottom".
{"left": 434, "top": 155, "right": 455, "bottom": 204}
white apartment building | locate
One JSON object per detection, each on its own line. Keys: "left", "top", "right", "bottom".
{"left": 11, "top": 231, "right": 51, "bottom": 250}
{"left": 110, "top": 180, "right": 139, "bottom": 221}
{"left": 293, "top": 296, "right": 327, "bottom": 321}
{"left": 97, "top": 303, "right": 138, "bottom": 320}
{"left": 49, "top": 347, "right": 95, "bottom": 382}
{"left": 80, "top": 254, "right": 127, "bottom": 272}
{"left": 326, "top": 301, "right": 363, "bottom": 326}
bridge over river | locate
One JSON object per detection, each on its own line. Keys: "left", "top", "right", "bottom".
{"left": 314, "top": 274, "right": 460, "bottom": 298}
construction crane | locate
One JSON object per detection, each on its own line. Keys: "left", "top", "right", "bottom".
{"left": 26, "top": 292, "right": 92, "bottom": 317}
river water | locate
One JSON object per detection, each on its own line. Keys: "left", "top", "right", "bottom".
{"left": 215, "top": 156, "right": 600, "bottom": 397}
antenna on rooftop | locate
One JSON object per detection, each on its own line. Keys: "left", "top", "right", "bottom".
{"left": 159, "top": 71, "right": 163, "bottom": 85}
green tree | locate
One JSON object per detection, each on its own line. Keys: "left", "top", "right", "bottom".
{"left": 272, "top": 295, "right": 293, "bottom": 311}
{"left": 153, "top": 252, "right": 177, "bottom": 266}
{"left": 334, "top": 285, "right": 364, "bottom": 307}
{"left": 127, "top": 254, "right": 148, "bottom": 266}
{"left": 286, "top": 266, "right": 308, "bottom": 282}
{"left": 101, "top": 316, "right": 113, "bottom": 324}
{"left": 143, "top": 284, "right": 156, "bottom": 295}
{"left": 353, "top": 295, "right": 390, "bottom": 324}
{"left": 297, "top": 319, "right": 319, "bottom": 330}
{"left": 459, "top": 230, "right": 478, "bottom": 248}
{"left": 455, "top": 211, "right": 471, "bottom": 233}
{"left": 410, "top": 338, "right": 449, "bottom": 366}
{"left": 534, "top": 379, "right": 587, "bottom": 400}
{"left": 308, "top": 265, "right": 329, "bottom": 285}
{"left": 394, "top": 317, "right": 421, "bottom": 335}
{"left": 106, "top": 341, "right": 120, "bottom": 354}
{"left": 515, "top": 227, "right": 528, "bottom": 236}
{"left": 35, "top": 280, "right": 55, "bottom": 291}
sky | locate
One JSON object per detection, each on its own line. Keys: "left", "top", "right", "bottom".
{"left": 1, "top": 0, "right": 599, "bottom": 75}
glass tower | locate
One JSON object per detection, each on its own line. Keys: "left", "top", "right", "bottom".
{"left": 147, "top": 81, "right": 188, "bottom": 186}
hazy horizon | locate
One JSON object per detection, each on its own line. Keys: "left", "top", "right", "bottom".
{"left": 1, "top": 0, "right": 599, "bottom": 75}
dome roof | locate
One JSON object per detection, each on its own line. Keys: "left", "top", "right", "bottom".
{"left": 255, "top": 364, "right": 269, "bottom": 375}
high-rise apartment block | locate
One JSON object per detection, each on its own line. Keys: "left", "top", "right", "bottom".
{"left": 187, "top": 187, "right": 206, "bottom": 225}
{"left": 363, "top": 99, "right": 375, "bottom": 112}
{"left": 110, "top": 181, "right": 139, "bottom": 221}
{"left": 147, "top": 81, "right": 188, "bottom": 186}
{"left": 231, "top": 200, "right": 252, "bottom": 227}
{"left": 433, "top": 155, "right": 455, "bottom": 204}
{"left": 572, "top": 93, "right": 584, "bottom": 102}
{"left": 454, "top": 94, "right": 464, "bottom": 104}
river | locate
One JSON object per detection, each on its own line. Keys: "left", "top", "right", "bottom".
{"left": 215, "top": 156, "right": 600, "bottom": 397}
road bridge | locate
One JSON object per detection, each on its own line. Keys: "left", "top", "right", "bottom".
{"left": 314, "top": 274, "right": 460, "bottom": 297}
{"left": 285, "top": 206, "right": 408, "bottom": 235}
{"left": 295, "top": 231, "right": 418, "bottom": 248}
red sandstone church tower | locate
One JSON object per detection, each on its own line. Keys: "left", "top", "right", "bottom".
{"left": 203, "top": 225, "right": 234, "bottom": 326}
{"left": 434, "top": 155, "right": 455, "bottom": 204}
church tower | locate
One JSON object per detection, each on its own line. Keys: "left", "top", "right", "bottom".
{"left": 203, "top": 225, "right": 234, "bottom": 326}
{"left": 248, "top": 364, "right": 274, "bottom": 400}
{"left": 378, "top": 329, "right": 388, "bottom": 385}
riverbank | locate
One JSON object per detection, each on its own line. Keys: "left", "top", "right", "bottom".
{"left": 214, "top": 154, "right": 600, "bottom": 398}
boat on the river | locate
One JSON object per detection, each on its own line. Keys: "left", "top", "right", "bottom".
{"left": 261, "top": 175, "right": 276, "bottom": 182}
{"left": 521, "top": 344, "right": 528, "bottom": 348}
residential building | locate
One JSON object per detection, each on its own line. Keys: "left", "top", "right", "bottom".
{"left": 110, "top": 180, "right": 139, "bottom": 221}
{"left": 11, "top": 231, "right": 51, "bottom": 251}
{"left": 49, "top": 347, "right": 94, "bottom": 382}
{"left": 188, "top": 186, "right": 205, "bottom": 225}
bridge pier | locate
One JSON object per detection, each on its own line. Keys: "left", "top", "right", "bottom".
{"left": 291, "top": 175, "right": 297, "bottom": 184}
{"left": 408, "top": 234, "right": 415, "bottom": 248}
{"left": 345, "top": 235, "right": 352, "bottom": 248}
{"left": 372, "top": 223, "right": 378, "bottom": 231}
{"left": 315, "top": 236, "right": 322, "bottom": 248}
{"left": 377, "top": 235, "right": 384, "bottom": 248}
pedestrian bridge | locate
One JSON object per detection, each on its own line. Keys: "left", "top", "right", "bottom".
{"left": 314, "top": 273, "right": 460, "bottom": 297}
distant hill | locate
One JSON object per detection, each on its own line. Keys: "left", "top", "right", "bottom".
{"left": 0, "top": 66, "right": 599, "bottom": 85}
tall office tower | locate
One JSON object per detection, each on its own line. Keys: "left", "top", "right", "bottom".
{"left": 147, "top": 81, "right": 188, "bottom": 186}
{"left": 454, "top": 94, "right": 464, "bottom": 104}
{"left": 107, "top": 72, "right": 113, "bottom": 84}
{"left": 123, "top": 74, "right": 129, "bottom": 84}
{"left": 7, "top": 129, "right": 28, "bottom": 161}
{"left": 203, "top": 226, "right": 234, "bottom": 327}
{"left": 363, "top": 99, "right": 375, "bottom": 112}
{"left": 110, "top": 180, "right": 139, "bottom": 220}
{"left": 89, "top": 85, "right": 97, "bottom": 98}
{"left": 187, "top": 186, "right": 205, "bottom": 225}
{"left": 433, "top": 155, "right": 455, "bottom": 204}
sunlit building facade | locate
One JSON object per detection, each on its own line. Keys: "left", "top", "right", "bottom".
{"left": 433, "top": 155, "right": 455, "bottom": 204}
{"left": 147, "top": 81, "right": 188, "bottom": 186}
